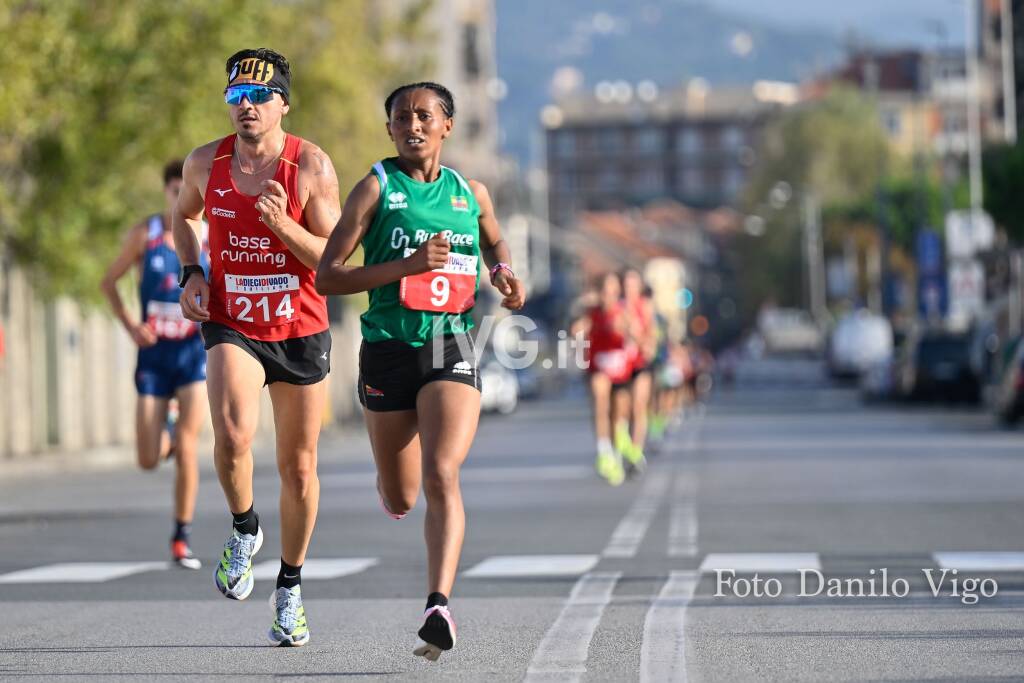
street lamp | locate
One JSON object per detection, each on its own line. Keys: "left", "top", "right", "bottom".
{"left": 744, "top": 181, "right": 827, "bottom": 325}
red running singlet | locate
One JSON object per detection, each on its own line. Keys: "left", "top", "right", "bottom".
{"left": 586, "top": 303, "right": 632, "bottom": 384}
{"left": 204, "top": 134, "right": 328, "bottom": 341}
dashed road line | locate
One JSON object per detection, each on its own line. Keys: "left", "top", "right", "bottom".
{"left": 523, "top": 571, "right": 622, "bottom": 682}
{"left": 602, "top": 472, "right": 671, "bottom": 558}
{"left": 640, "top": 570, "right": 700, "bottom": 683}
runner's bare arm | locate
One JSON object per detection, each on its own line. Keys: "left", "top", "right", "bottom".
{"left": 173, "top": 148, "right": 211, "bottom": 267}
{"left": 255, "top": 144, "right": 338, "bottom": 271}
{"left": 101, "top": 222, "right": 155, "bottom": 346}
{"left": 570, "top": 315, "right": 592, "bottom": 338}
{"left": 471, "top": 179, "right": 525, "bottom": 310}
{"left": 175, "top": 147, "right": 214, "bottom": 322}
{"left": 315, "top": 174, "right": 443, "bottom": 295}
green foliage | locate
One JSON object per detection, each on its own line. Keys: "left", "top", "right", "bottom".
{"left": 983, "top": 141, "right": 1024, "bottom": 243}
{"left": 825, "top": 174, "right": 963, "bottom": 250}
{"left": 0, "top": 0, "right": 430, "bottom": 300}
{"left": 743, "top": 88, "right": 891, "bottom": 211}
{"left": 736, "top": 88, "right": 891, "bottom": 318}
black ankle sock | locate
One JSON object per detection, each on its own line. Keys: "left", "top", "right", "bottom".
{"left": 231, "top": 505, "right": 259, "bottom": 536}
{"left": 277, "top": 559, "right": 302, "bottom": 589}
{"left": 426, "top": 592, "right": 448, "bottom": 610}
{"left": 172, "top": 520, "right": 191, "bottom": 543}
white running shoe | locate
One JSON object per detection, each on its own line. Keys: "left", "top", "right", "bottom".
{"left": 213, "top": 526, "right": 263, "bottom": 600}
{"left": 268, "top": 585, "right": 310, "bottom": 647}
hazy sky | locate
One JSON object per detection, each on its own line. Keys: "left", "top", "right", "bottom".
{"left": 699, "top": 0, "right": 966, "bottom": 47}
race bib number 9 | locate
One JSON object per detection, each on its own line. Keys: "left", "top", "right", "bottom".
{"left": 224, "top": 273, "right": 300, "bottom": 326}
{"left": 399, "top": 251, "right": 477, "bottom": 314}
{"left": 146, "top": 301, "right": 197, "bottom": 341}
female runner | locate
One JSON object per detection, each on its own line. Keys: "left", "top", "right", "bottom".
{"left": 315, "top": 82, "right": 525, "bottom": 661}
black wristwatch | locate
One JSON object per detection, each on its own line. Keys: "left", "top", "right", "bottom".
{"left": 179, "top": 264, "right": 205, "bottom": 289}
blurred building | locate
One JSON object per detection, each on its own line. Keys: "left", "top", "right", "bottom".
{"left": 822, "top": 39, "right": 1017, "bottom": 159}
{"left": 377, "top": 0, "right": 500, "bottom": 184}
{"left": 980, "top": 0, "right": 1022, "bottom": 143}
{"left": 822, "top": 49, "right": 972, "bottom": 157}
{"left": 427, "top": 0, "right": 500, "bottom": 183}
{"left": 544, "top": 81, "right": 798, "bottom": 227}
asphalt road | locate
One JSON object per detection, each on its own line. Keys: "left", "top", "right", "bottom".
{"left": 2, "top": 358, "right": 1024, "bottom": 682}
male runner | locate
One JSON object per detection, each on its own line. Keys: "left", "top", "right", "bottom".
{"left": 172, "top": 48, "right": 341, "bottom": 647}
{"left": 100, "top": 159, "right": 206, "bottom": 569}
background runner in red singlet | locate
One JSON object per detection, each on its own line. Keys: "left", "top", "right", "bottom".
{"left": 620, "top": 268, "right": 656, "bottom": 474}
{"left": 572, "top": 272, "right": 630, "bottom": 486}
{"left": 172, "top": 48, "right": 341, "bottom": 648}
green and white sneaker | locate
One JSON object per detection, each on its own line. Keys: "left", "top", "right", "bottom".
{"left": 595, "top": 450, "right": 625, "bottom": 487}
{"left": 268, "top": 585, "right": 310, "bottom": 647}
{"left": 622, "top": 443, "right": 647, "bottom": 478}
{"left": 213, "top": 526, "right": 263, "bottom": 600}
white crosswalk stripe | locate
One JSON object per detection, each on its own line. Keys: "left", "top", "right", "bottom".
{"left": 0, "top": 561, "right": 168, "bottom": 584}
{"left": 11, "top": 550, "right": 1024, "bottom": 588}
{"left": 463, "top": 554, "right": 599, "bottom": 578}
{"left": 933, "top": 552, "right": 1024, "bottom": 571}
{"left": 252, "top": 558, "right": 378, "bottom": 581}
{"left": 699, "top": 552, "right": 821, "bottom": 573}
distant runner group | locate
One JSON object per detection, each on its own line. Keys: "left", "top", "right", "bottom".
{"left": 573, "top": 270, "right": 710, "bottom": 486}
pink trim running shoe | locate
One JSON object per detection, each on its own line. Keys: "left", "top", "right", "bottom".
{"left": 413, "top": 605, "right": 456, "bottom": 661}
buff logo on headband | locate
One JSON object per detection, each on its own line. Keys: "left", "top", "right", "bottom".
{"left": 227, "top": 57, "right": 290, "bottom": 101}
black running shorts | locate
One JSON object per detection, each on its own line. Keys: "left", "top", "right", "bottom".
{"left": 358, "top": 333, "right": 481, "bottom": 412}
{"left": 201, "top": 322, "right": 331, "bottom": 386}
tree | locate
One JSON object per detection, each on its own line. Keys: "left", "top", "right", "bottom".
{"left": 735, "top": 88, "right": 891, "bottom": 320}
{"left": 0, "top": 0, "right": 429, "bottom": 300}
{"left": 983, "top": 141, "right": 1024, "bottom": 243}
{"left": 826, "top": 174, "right": 960, "bottom": 251}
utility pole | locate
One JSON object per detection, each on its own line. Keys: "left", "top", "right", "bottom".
{"left": 803, "top": 193, "right": 826, "bottom": 324}
{"left": 1001, "top": 0, "right": 1018, "bottom": 143}
{"left": 966, "top": 0, "right": 985, "bottom": 213}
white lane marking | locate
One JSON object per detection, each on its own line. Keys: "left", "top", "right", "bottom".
{"left": 0, "top": 561, "right": 168, "bottom": 584}
{"left": 463, "top": 554, "right": 599, "bottom": 578}
{"left": 251, "top": 558, "right": 378, "bottom": 581}
{"left": 640, "top": 570, "right": 699, "bottom": 683}
{"left": 524, "top": 571, "right": 621, "bottom": 683}
{"left": 668, "top": 501, "right": 698, "bottom": 558}
{"left": 668, "top": 443, "right": 699, "bottom": 558}
{"left": 700, "top": 553, "right": 821, "bottom": 573}
{"left": 934, "top": 552, "right": 1024, "bottom": 571}
{"left": 602, "top": 472, "right": 671, "bottom": 558}
{"left": 319, "top": 465, "right": 590, "bottom": 488}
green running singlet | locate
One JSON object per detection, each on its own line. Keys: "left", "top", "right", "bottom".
{"left": 360, "top": 158, "right": 482, "bottom": 347}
